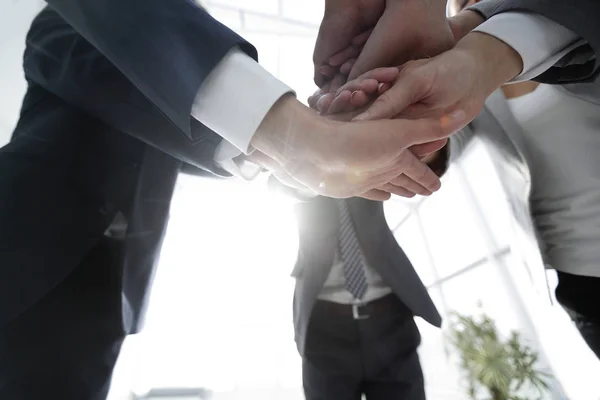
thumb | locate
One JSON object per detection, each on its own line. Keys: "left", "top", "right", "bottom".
{"left": 404, "top": 110, "right": 468, "bottom": 146}
{"left": 410, "top": 139, "right": 448, "bottom": 158}
{"left": 371, "top": 110, "right": 467, "bottom": 150}
{"left": 352, "top": 78, "right": 416, "bottom": 121}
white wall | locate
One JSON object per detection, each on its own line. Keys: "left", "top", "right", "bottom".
{"left": 0, "top": 0, "right": 44, "bottom": 145}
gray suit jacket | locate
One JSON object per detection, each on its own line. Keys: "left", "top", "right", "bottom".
{"left": 450, "top": 91, "right": 549, "bottom": 295}
{"left": 290, "top": 196, "right": 442, "bottom": 356}
{"left": 470, "top": 0, "right": 600, "bottom": 83}
{"left": 450, "top": 79, "right": 600, "bottom": 296}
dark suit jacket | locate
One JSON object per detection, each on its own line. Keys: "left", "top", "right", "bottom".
{"left": 291, "top": 195, "right": 442, "bottom": 356}
{"left": 45, "top": 0, "right": 257, "bottom": 142}
{"left": 470, "top": 0, "right": 600, "bottom": 83}
{"left": 0, "top": 4, "right": 253, "bottom": 331}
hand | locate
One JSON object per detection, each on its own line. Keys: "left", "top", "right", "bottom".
{"left": 346, "top": 0, "right": 455, "bottom": 81}
{"left": 308, "top": 68, "right": 439, "bottom": 200}
{"left": 249, "top": 94, "right": 467, "bottom": 199}
{"left": 349, "top": 32, "right": 523, "bottom": 124}
{"left": 308, "top": 67, "right": 398, "bottom": 115}
{"left": 313, "top": 0, "right": 385, "bottom": 87}
{"left": 312, "top": 70, "right": 449, "bottom": 199}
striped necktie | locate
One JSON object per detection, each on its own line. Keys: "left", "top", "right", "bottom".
{"left": 336, "top": 199, "right": 368, "bottom": 300}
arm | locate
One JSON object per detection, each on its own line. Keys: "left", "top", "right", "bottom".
{"left": 25, "top": 7, "right": 230, "bottom": 174}
{"left": 37, "top": 2, "right": 463, "bottom": 199}
{"left": 44, "top": 0, "right": 256, "bottom": 140}
{"left": 267, "top": 175, "right": 317, "bottom": 203}
{"left": 402, "top": 125, "right": 474, "bottom": 179}
{"left": 468, "top": 0, "right": 600, "bottom": 82}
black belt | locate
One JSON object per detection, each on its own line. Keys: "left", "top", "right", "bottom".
{"left": 313, "top": 294, "right": 411, "bottom": 320}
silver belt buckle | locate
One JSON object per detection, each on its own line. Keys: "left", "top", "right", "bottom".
{"left": 352, "top": 303, "right": 369, "bottom": 320}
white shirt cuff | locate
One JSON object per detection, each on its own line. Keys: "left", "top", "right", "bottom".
{"left": 214, "top": 139, "right": 262, "bottom": 181}
{"left": 474, "top": 12, "right": 582, "bottom": 82}
{"left": 191, "top": 47, "right": 294, "bottom": 154}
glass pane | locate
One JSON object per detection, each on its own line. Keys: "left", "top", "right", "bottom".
{"left": 383, "top": 199, "right": 411, "bottom": 231}
{"left": 278, "top": 35, "right": 319, "bottom": 104}
{"left": 205, "top": 6, "right": 243, "bottom": 31}
{"left": 281, "top": 0, "right": 324, "bottom": 24}
{"left": 393, "top": 214, "right": 438, "bottom": 287}
{"left": 498, "top": 253, "right": 600, "bottom": 400}
{"left": 240, "top": 33, "right": 282, "bottom": 77}
{"left": 243, "top": 13, "right": 317, "bottom": 35}
{"left": 109, "top": 176, "right": 302, "bottom": 398}
{"left": 0, "top": 1, "right": 45, "bottom": 145}
{"left": 206, "top": 0, "right": 280, "bottom": 16}
{"left": 439, "top": 261, "right": 524, "bottom": 335}
{"left": 458, "top": 141, "right": 514, "bottom": 248}
{"left": 417, "top": 166, "right": 489, "bottom": 279}
{"left": 418, "top": 287, "right": 465, "bottom": 400}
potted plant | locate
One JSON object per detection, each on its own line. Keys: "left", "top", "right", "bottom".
{"left": 447, "top": 309, "right": 551, "bottom": 400}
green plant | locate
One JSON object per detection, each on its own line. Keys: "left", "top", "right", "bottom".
{"left": 447, "top": 309, "right": 551, "bottom": 400}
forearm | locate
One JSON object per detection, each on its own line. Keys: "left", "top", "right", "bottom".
{"left": 250, "top": 95, "right": 328, "bottom": 168}
{"left": 45, "top": 0, "right": 256, "bottom": 137}
{"left": 468, "top": 0, "right": 600, "bottom": 82}
{"left": 453, "top": 32, "right": 523, "bottom": 99}
{"left": 25, "top": 8, "right": 228, "bottom": 174}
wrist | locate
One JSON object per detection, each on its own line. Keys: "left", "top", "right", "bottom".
{"left": 448, "top": 10, "right": 485, "bottom": 42}
{"left": 390, "top": 0, "right": 455, "bottom": 58}
{"left": 250, "top": 95, "right": 333, "bottom": 167}
{"left": 455, "top": 31, "right": 523, "bottom": 98}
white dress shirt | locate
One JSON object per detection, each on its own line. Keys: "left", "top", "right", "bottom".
{"left": 317, "top": 249, "right": 392, "bottom": 304}
{"left": 189, "top": 12, "right": 582, "bottom": 180}
{"left": 474, "top": 12, "right": 584, "bottom": 82}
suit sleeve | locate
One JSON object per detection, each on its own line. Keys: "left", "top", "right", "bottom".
{"left": 43, "top": 0, "right": 257, "bottom": 142}
{"left": 468, "top": 0, "right": 600, "bottom": 83}
{"left": 25, "top": 7, "right": 231, "bottom": 175}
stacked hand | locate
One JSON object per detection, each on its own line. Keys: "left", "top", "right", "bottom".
{"left": 259, "top": 3, "right": 523, "bottom": 201}
{"left": 248, "top": 93, "right": 464, "bottom": 201}
{"left": 314, "top": 0, "right": 454, "bottom": 92}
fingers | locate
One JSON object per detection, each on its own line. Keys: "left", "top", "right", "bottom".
{"left": 360, "top": 171, "right": 441, "bottom": 200}
{"left": 340, "top": 58, "right": 357, "bottom": 75}
{"left": 386, "top": 174, "right": 432, "bottom": 196}
{"left": 328, "top": 46, "right": 361, "bottom": 68}
{"left": 316, "top": 93, "right": 335, "bottom": 113}
{"left": 359, "top": 189, "right": 392, "bottom": 201}
{"left": 320, "top": 67, "right": 399, "bottom": 115}
{"left": 410, "top": 138, "right": 448, "bottom": 158}
{"left": 350, "top": 90, "right": 370, "bottom": 108}
{"left": 316, "top": 27, "right": 373, "bottom": 87}
{"left": 352, "top": 73, "right": 422, "bottom": 121}
{"left": 347, "top": 7, "right": 409, "bottom": 81}
{"left": 335, "top": 67, "right": 399, "bottom": 97}
{"left": 326, "top": 90, "right": 353, "bottom": 115}
{"left": 308, "top": 88, "right": 325, "bottom": 109}
{"left": 313, "top": 17, "right": 355, "bottom": 87}
{"left": 372, "top": 112, "right": 467, "bottom": 150}
{"left": 399, "top": 152, "right": 442, "bottom": 193}
{"left": 378, "top": 184, "right": 417, "bottom": 198}
{"left": 319, "top": 65, "right": 336, "bottom": 81}
{"left": 272, "top": 169, "right": 308, "bottom": 191}
{"left": 352, "top": 28, "right": 374, "bottom": 47}
{"left": 311, "top": 66, "right": 398, "bottom": 114}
